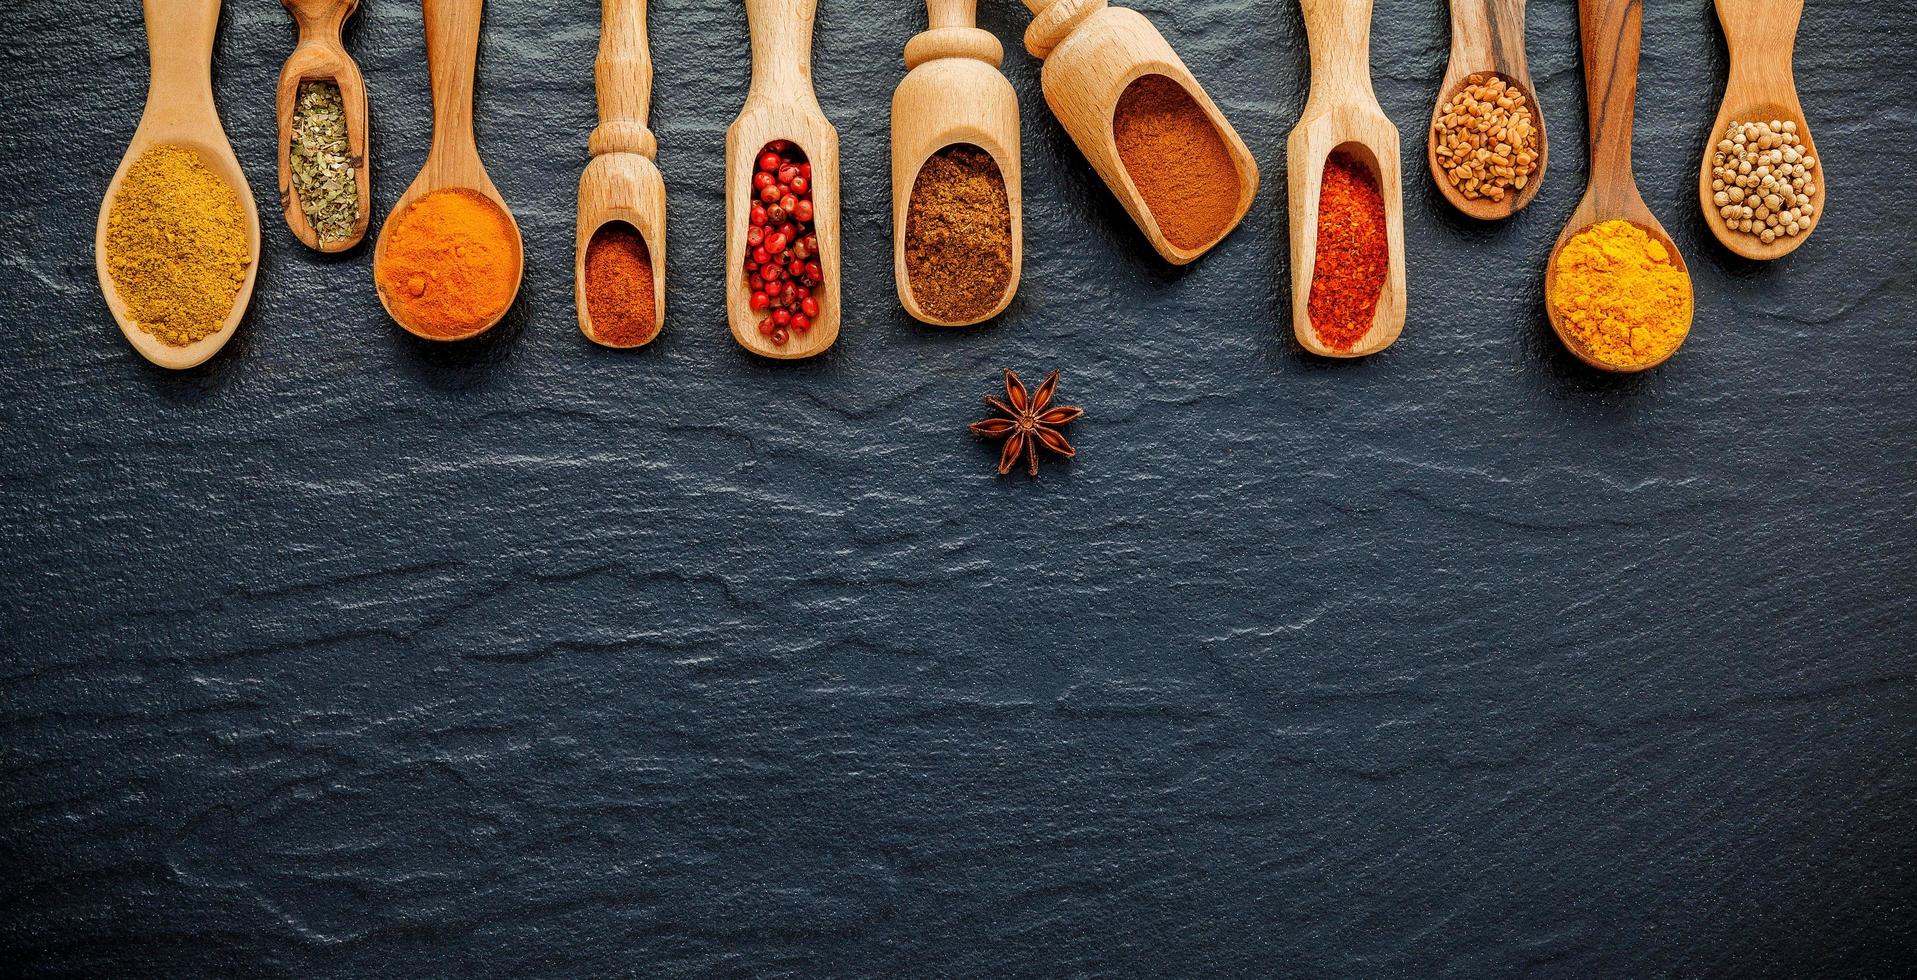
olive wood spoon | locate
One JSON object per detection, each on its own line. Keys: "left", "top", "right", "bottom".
{"left": 275, "top": 0, "right": 370, "bottom": 252}
{"left": 1287, "top": 0, "right": 1407, "bottom": 358}
{"left": 892, "top": 0, "right": 1021, "bottom": 326}
{"left": 726, "top": 0, "right": 841, "bottom": 360}
{"left": 1697, "top": 0, "right": 1824, "bottom": 260}
{"left": 576, "top": 0, "right": 667, "bottom": 348}
{"left": 1427, "top": 0, "right": 1548, "bottom": 219}
{"left": 1019, "top": 0, "right": 1257, "bottom": 265}
{"left": 373, "top": 0, "right": 523, "bottom": 341}
{"left": 94, "top": 0, "right": 261, "bottom": 370}
{"left": 1544, "top": 0, "right": 1693, "bottom": 373}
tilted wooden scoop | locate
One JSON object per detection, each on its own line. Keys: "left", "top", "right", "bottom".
{"left": 1287, "top": 0, "right": 1407, "bottom": 357}
{"left": 1697, "top": 0, "right": 1824, "bottom": 261}
{"left": 726, "top": 0, "right": 841, "bottom": 359}
{"left": 1544, "top": 0, "right": 1693, "bottom": 373}
{"left": 1018, "top": 0, "right": 1257, "bottom": 265}
{"left": 275, "top": 0, "right": 371, "bottom": 252}
{"left": 892, "top": 0, "right": 1021, "bottom": 325}
{"left": 373, "top": 0, "right": 523, "bottom": 341}
{"left": 1427, "top": 0, "right": 1548, "bottom": 219}
{"left": 94, "top": 0, "right": 261, "bottom": 370}
{"left": 576, "top": 0, "right": 667, "bottom": 347}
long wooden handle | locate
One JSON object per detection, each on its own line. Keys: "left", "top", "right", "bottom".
{"left": 281, "top": 0, "right": 356, "bottom": 41}
{"left": 1447, "top": 0, "right": 1528, "bottom": 79}
{"left": 1299, "top": 0, "right": 1378, "bottom": 107}
{"left": 592, "top": 0, "right": 656, "bottom": 158}
{"left": 423, "top": 0, "right": 484, "bottom": 162}
{"left": 143, "top": 0, "right": 221, "bottom": 108}
{"left": 927, "top": 0, "right": 977, "bottom": 29}
{"left": 1578, "top": 0, "right": 1640, "bottom": 186}
{"left": 1717, "top": 0, "right": 1801, "bottom": 91}
{"left": 745, "top": 0, "right": 818, "bottom": 99}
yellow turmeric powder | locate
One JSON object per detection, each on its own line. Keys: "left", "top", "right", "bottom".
{"left": 375, "top": 189, "right": 518, "bottom": 338}
{"left": 104, "top": 145, "right": 250, "bottom": 347}
{"left": 1549, "top": 220, "right": 1693, "bottom": 369}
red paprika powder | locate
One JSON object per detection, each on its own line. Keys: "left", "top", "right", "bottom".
{"left": 1307, "top": 152, "right": 1389, "bottom": 351}
{"left": 584, "top": 222, "right": 658, "bottom": 347}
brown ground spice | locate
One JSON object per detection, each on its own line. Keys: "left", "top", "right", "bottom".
{"left": 1112, "top": 74, "right": 1242, "bottom": 251}
{"left": 904, "top": 144, "right": 1012, "bottom": 322}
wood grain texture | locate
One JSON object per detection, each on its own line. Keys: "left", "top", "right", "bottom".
{"left": 274, "top": 0, "right": 371, "bottom": 253}
{"left": 1698, "top": 0, "right": 1823, "bottom": 261}
{"left": 576, "top": 0, "right": 667, "bottom": 348}
{"left": 1287, "top": 0, "right": 1407, "bottom": 358}
{"left": 371, "top": 0, "right": 524, "bottom": 342}
{"left": 725, "top": 0, "right": 841, "bottom": 359}
{"left": 1020, "top": 0, "right": 1256, "bottom": 265}
{"left": 1544, "top": 0, "right": 1693, "bottom": 373}
{"left": 891, "top": 0, "right": 1021, "bottom": 326}
{"left": 1426, "top": 0, "right": 1548, "bottom": 219}
{"left": 92, "top": 0, "right": 261, "bottom": 371}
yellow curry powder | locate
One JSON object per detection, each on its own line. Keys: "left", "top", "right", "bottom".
{"left": 1550, "top": 219, "right": 1693, "bottom": 368}
{"left": 375, "top": 188, "right": 517, "bottom": 338}
{"left": 105, "top": 145, "right": 250, "bottom": 347}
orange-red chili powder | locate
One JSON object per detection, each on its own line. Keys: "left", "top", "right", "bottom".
{"left": 1308, "top": 152, "right": 1389, "bottom": 351}
{"left": 1112, "top": 74, "right": 1242, "bottom": 251}
{"left": 584, "top": 222, "right": 657, "bottom": 347}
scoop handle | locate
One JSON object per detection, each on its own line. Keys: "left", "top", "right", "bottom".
{"left": 282, "top": 0, "right": 356, "bottom": 42}
{"left": 927, "top": 0, "right": 976, "bottom": 28}
{"left": 1299, "top": 0, "right": 1378, "bottom": 111}
{"left": 1578, "top": 0, "right": 1640, "bottom": 188}
{"left": 591, "top": 0, "right": 656, "bottom": 159}
{"left": 745, "top": 0, "right": 818, "bottom": 101}
{"left": 423, "top": 0, "right": 484, "bottom": 164}
{"left": 142, "top": 0, "right": 220, "bottom": 112}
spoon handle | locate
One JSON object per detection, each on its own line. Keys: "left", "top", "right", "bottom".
{"left": 1577, "top": 0, "right": 1641, "bottom": 191}
{"left": 1447, "top": 0, "right": 1528, "bottom": 80}
{"left": 423, "top": 0, "right": 484, "bottom": 165}
{"left": 1717, "top": 0, "right": 1802, "bottom": 93}
{"left": 745, "top": 0, "right": 819, "bottom": 105}
{"left": 591, "top": 0, "right": 656, "bottom": 159}
{"left": 1299, "top": 0, "right": 1379, "bottom": 112}
{"left": 142, "top": 0, "right": 221, "bottom": 112}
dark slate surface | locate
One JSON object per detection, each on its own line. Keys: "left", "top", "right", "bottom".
{"left": 3, "top": 0, "right": 1914, "bottom": 975}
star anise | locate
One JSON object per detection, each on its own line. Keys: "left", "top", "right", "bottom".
{"left": 968, "top": 369, "right": 1084, "bottom": 476}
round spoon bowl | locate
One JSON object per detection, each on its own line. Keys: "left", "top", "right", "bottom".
{"left": 576, "top": 153, "right": 667, "bottom": 348}
{"left": 373, "top": 180, "right": 524, "bottom": 342}
{"left": 1698, "top": 99, "right": 1824, "bottom": 261}
{"left": 1544, "top": 215, "right": 1693, "bottom": 373}
{"left": 1427, "top": 69, "right": 1549, "bottom": 220}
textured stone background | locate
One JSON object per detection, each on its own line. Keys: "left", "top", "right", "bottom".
{"left": 3, "top": 0, "right": 1913, "bottom": 976}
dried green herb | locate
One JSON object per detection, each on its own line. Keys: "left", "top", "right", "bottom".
{"left": 290, "top": 80, "right": 358, "bottom": 244}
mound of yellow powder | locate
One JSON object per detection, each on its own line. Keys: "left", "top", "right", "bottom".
{"left": 105, "top": 145, "right": 251, "bottom": 347}
{"left": 1550, "top": 219, "right": 1693, "bottom": 369}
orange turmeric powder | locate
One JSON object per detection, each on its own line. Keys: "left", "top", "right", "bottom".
{"left": 375, "top": 189, "right": 517, "bottom": 338}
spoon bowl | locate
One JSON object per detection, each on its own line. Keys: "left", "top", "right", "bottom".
{"left": 1698, "top": 0, "right": 1822, "bottom": 261}
{"left": 1426, "top": 0, "right": 1546, "bottom": 220}
{"left": 276, "top": 0, "right": 371, "bottom": 252}
{"left": 373, "top": 0, "right": 523, "bottom": 342}
{"left": 576, "top": 0, "right": 666, "bottom": 348}
{"left": 95, "top": 0, "right": 261, "bottom": 371}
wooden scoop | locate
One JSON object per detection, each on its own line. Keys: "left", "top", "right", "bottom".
{"left": 94, "top": 0, "right": 261, "bottom": 371}
{"left": 373, "top": 0, "right": 523, "bottom": 341}
{"left": 726, "top": 0, "right": 841, "bottom": 359}
{"left": 1287, "top": 0, "right": 1407, "bottom": 357}
{"left": 1019, "top": 0, "right": 1257, "bottom": 265}
{"left": 1427, "top": 0, "right": 1548, "bottom": 219}
{"left": 576, "top": 0, "right": 667, "bottom": 347}
{"left": 892, "top": 0, "right": 1021, "bottom": 326}
{"left": 1698, "top": 0, "right": 1824, "bottom": 261}
{"left": 275, "top": 0, "right": 371, "bottom": 252}
{"left": 1546, "top": 0, "right": 1693, "bottom": 372}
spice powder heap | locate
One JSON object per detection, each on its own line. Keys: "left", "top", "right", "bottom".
{"left": 375, "top": 188, "right": 517, "bottom": 338}
{"left": 904, "top": 144, "right": 1012, "bottom": 323}
{"left": 584, "top": 222, "right": 657, "bottom": 347}
{"left": 105, "top": 144, "right": 250, "bottom": 347}
{"left": 1112, "top": 74, "right": 1242, "bottom": 251}
{"left": 1550, "top": 219, "right": 1692, "bottom": 369}
{"left": 1432, "top": 72, "right": 1540, "bottom": 204}
{"left": 289, "top": 79, "right": 360, "bottom": 245}
{"left": 1307, "top": 152, "right": 1389, "bottom": 352}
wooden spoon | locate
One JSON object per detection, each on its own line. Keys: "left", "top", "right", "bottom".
{"left": 1287, "top": 0, "right": 1407, "bottom": 358}
{"left": 275, "top": 0, "right": 371, "bottom": 252}
{"left": 1698, "top": 0, "right": 1823, "bottom": 260}
{"left": 373, "top": 0, "right": 523, "bottom": 342}
{"left": 94, "top": 0, "right": 261, "bottom": 371}
{"left": 576, "top": 0, "right": 667, "bottom": 348}
{"left": 1019, "top": 0, "right": 1257, "bottom": 265}
{"left": 892, "top": 0, "right": 1021, "bottom": 326}
{"left": 1544, "top": 0, "right": 1693, "bottom": 373}
{"left": 1427, "top": 0, "right": 1548, "bottom": 219}
{"left": 726, "top": 0, "right": 841, "bottom": 359}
